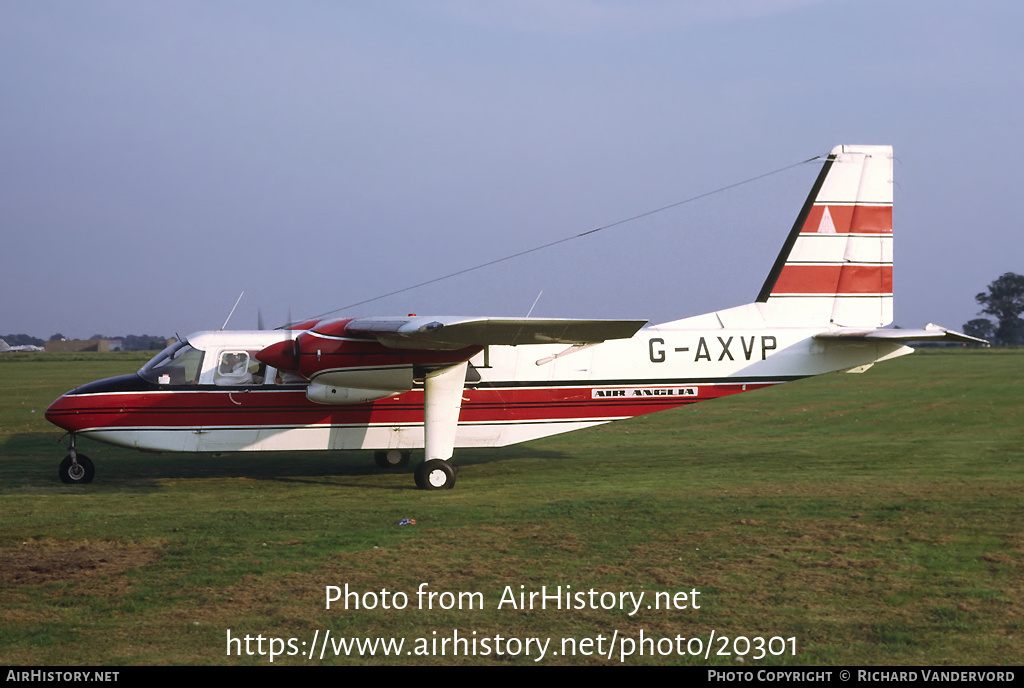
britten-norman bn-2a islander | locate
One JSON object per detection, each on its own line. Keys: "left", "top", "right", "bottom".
{"left": 46, "top": 145, "right": 983, "bottom": 490}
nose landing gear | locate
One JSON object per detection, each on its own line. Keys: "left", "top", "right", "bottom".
{"left": 58, "top": 434, "right": 95, "bottom": 484}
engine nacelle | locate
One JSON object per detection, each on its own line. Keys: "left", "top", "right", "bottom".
{"left": 312, "top": 365, "right": 414, "bottom": 390}
{"left": 255, "top": 318, "right": 482, "bottom": 383}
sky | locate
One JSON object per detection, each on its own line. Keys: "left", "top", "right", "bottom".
{"left": 2, "top": 0, "right": 1021, "bottom": 340}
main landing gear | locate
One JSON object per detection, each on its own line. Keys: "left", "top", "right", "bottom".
{"left": 414, "top": 459, "right": 456, "bottom": 490}
{"left": 374, "top": 450, "right": 455, "bottom": 489}
{"left": 376, "top": 360, "right": 465, "bottom": 490}
{"left": 58, "top": 435, "right": 95, "bottom": 484}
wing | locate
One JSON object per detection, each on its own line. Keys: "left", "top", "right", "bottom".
{"left": 255, "top": 315, "right": 648, "bottom": 394}
{"left": 338, "top": 316, "right": 648, "bottom": 349}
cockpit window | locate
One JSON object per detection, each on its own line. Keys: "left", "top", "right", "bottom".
{"left": 139, "top": 341, "right": 205, "bottom": 385}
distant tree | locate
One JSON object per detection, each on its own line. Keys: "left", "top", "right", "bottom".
{"left": 2, "top": 334, "right": 44, "bottom": 347}
{"left": 961, "top": 318, "right": 995, "bottom": 342}
{"left": 49, "top": 333, "right": 66, "bottom": 341}
{"left": 975, "top": 272, "right": 1024, "bottom": 345}
{"left": 90, "top": 334, "right": 107, "bottom": 341}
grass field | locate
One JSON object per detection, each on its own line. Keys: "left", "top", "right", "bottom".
{"left": 0, "top": 349, "right": 1020, "bottom": 665}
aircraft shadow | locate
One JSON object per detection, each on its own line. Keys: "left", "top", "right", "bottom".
{"left": 0, "top": 433, "right": 572, "bottom": 494}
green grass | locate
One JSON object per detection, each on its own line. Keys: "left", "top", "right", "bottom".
{"left": 0, "top": 349, "right": 1020, "bottom": 665}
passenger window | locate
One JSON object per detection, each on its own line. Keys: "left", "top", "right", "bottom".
{"left": 214, "top": 351, "right": 266, "bottom": 386}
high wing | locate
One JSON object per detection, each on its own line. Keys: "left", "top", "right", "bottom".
{"left": 341, "top": 316, "right": 648, "bottom": 349}
{"left": 814, "top": 323, "right": 988, "bottom": 345}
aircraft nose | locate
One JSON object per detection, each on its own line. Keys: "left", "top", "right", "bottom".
{"left": 45, "top": 393, "right": 79, "bottom": 432}
{"left": 44, "top": 374, "right": 150, "bottom": 433}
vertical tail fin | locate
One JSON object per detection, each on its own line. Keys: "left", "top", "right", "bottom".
{"left": 758, "top": 145, "right": 894, "bottom": 328}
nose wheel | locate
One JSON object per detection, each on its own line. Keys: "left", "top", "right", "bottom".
{"left": 59, "top": 453, "right": 95, "bottom": 484}
{"left": 58, "top": 434, "right": 95, "bottom": 484}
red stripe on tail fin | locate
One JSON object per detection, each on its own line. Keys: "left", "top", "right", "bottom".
{"left": 758, "top": 145, "right": 894, "bottom": 327}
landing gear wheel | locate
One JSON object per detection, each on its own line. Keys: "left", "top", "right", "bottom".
{"left": 374, "top": 449, "right": 410, "bottom": 468}
{"left": 59, "top": 454, "right": 95, "bottom": 484}
{"left": 414, "top": 459, "right": 456, "bottom": 490}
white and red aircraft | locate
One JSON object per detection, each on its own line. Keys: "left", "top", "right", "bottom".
{"left": 46, "top": 145, "right": 983, "bottom": 489}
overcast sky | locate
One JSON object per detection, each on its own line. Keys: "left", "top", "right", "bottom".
{"left": 2, "top": 1, "right": 1020, "bottom": 340}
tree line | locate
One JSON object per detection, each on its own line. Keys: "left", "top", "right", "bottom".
{"left": 0, "top": 333, "right": 169, "bottom": 351}
{"left": 962, "top": 272, "right": 1024, "bottom": 346}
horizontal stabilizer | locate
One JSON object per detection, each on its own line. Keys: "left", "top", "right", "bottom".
{"left": 814, "top": 323, "right": 989, "bottom": 345}
{"left": 342, "top": 316, "right": 648, "bottom": 349}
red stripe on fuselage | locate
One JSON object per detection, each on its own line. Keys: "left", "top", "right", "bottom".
{"left": 45, "top": 383, "right": 773, "bottom": 434}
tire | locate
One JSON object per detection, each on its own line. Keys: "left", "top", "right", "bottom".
{"left": 59, "top": 454, "right": 95, "bottom": 484}
{"left": 415, "top": 459, "right": 456, "bottom": 490}
{"left": 374, "top": 449, "right": 410, "bottom": 468}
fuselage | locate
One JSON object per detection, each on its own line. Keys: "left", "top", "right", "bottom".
{"left": 45, "top": 316, "right": 908, "bottom": 455}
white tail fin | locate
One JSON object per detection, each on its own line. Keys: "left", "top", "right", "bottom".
{"left": 757, "top": 145, "right": 894, "bottom": 328}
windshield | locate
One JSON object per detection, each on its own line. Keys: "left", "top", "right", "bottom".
{"left": 138, "top": 341, "right": 205, "bottom": 385}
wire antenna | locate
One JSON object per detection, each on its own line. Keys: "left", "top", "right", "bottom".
{"left": 526, "top": 291, "right": 544, "bottom": 318}
{"left": 221, "top": 291, "right": 245, "bottom": 331}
